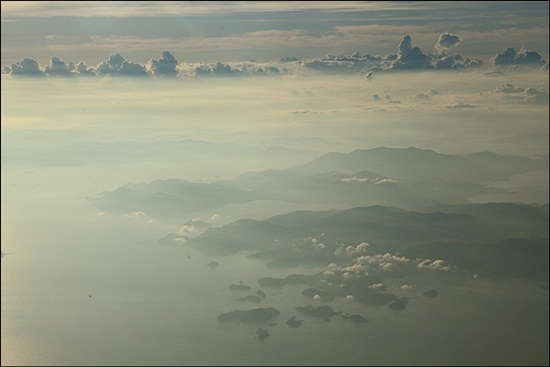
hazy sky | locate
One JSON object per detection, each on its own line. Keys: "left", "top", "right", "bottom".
{"left": 1, "top": 1, "right": 549, "bottom": 66}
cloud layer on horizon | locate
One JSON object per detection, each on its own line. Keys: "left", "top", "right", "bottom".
{"left": 2, "top": 34, "right": 548, "bottom": 78}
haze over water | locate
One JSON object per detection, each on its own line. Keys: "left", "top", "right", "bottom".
{"left": 1, "top": 2, "right": 548, "bottom": 366}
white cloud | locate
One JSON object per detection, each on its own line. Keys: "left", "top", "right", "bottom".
{"left": 334, "top": 241, "right": 370, "bottom": 256}
{"left": 368, "top": 283, "right": 386, "bottom": 291}
{"left": 417, "top": 259, "right": 451, "bottom": 271}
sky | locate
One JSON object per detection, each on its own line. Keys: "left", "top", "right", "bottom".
{"left": 1, "top": 1, "right": 549, "bottom": 70}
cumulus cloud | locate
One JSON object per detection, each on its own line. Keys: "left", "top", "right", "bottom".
{"left": 493, "top": 83, "right": 549, "bottom": 104}
{"left": 44, "top": 57, "right": 72, "bottom": 76}
{"left": 334, "top": 241, "right": 370, "bottom": 257}
{"left": 434, "top": 33, "right": 462, "bottom": 53}
{"left": 368, "top": 283, "right": 386, "bottom": 291}
{"left": 93, "top": 53, "right": 146, "bottom": 76}
{"left": 491, "top": 46, "right": 547, "bottom": 67}
{"left": 417, "top": 259, "right": 451, "bottom": 271}
{"left": 119, "top": 61, "right": 148, "bottom": 76}
{"left": 9, "top": 58, "right": 44, "bottom": 76}
{"left": 304, "top": 236, "right": 327, "bottom": 250}
{"left": 342, "top": 253, "right": 411, "bottom": 274}
{"left": 148, "top": 51, "right": 179, "bottom": 76}
{"left": 193, "top": 62, "right": 243, "bottom": 76}
{"left": 121, "top": 210, "right": 154, "bottom": 223}
{"left": 390, "top": 34, "right": 432, "bottom": 70}
{"left": 296, "top": 34, "right": 481, "bottom": 73}
{"left": 75, "top": 61, "right": 96, "bottom": 76}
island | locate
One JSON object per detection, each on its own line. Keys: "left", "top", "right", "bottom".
{"left": 423, "top": 289, "right": 438, "bottom": 298}
{"left": 295, "top": 305, "right": 340, "bottom": 319}
{"left": 236, "top": 295, "right": 262, "bottom": 303}
{"left": 217, "top": 307, "right": 280, "bottom": 323}
{"left": 286, "top": 316, "right": 303, "bottom": 327}
{"left": 256, "top": 328, "right": 270, "bottom": 340}
{"left": 229, "top": 284, "right": 252, "bottom": 291}
{"left": 388, "top": 297, "right": 409, "bottom": 311}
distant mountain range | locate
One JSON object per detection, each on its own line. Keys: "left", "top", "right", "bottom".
{"left": 90, "top": 146, "right": 548, "bottom": 222}
{"left": 91, "top": 146, "right": 549, "bottom": 280}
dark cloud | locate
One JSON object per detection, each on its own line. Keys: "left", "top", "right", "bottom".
{"left": 251, "top": 65, "right": 281, "bottom": 76}
{"left": 95, "top": 53, "right": 148, "bottom": 76}
{"left": 491, "top": 47, "right": 547, "bottom": 67}
{"left": 193, "top": 62, "right": 243, "bottom": 76}
{"left": 296, "top": 35, "right": 481, "bottom": 73}
{"left": 75, "top": 61, "right": 96, "bottom": 76}
{"left": 434, "top": 33, "right": 462, "bottom": 53}
{"left": 434, "top": 54, "right": 482, "bottom": 69}
{"left": 148, "top": 51, "right": 179, "bottom": 76}
{"left": 9, "top": 58, "right": 44, "bottom": 76}
{"left": 44, "top": 57, "right": 72, "bottom": 76}
{"left": 389, "top": 35, "right": 432, "bottom": 70}
{"left": 96, "top": 53, "right": 125, "bottom": 75}
{"left": 118, "top": 61, "right": 148, "bottom": 76}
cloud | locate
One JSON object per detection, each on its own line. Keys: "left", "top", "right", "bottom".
{"left": 368, "top": 283, "right": 386, "bottom": 291}
{"left": 446, "top": 102, "right": 479, "bottom": 109}
{"left": 96, "top": 53, "right": 147, "bottom": 76}
{"left": 491, "top": 46, "right": 547, "bottom": 67}
{"left": 434, "top": 33, "right": 462, "bottom": 53}
{"left": 334, "top": 241, "right": 370, "bottom": 257}
{"left": 417, "top": 259, "right": 451, "bottom": 271}
{"left": 193, "top": 62, "right": 244, "bottom": 76}
{"left": 44, "top": 57, "right": 72, "bottom": 76}
{"left": 296, "top": 35, "right": 482, "bottom": 73}
{"left": 493, "top": 83, "right": 549, "bottom": 104}
{"left": 433, "top": 54, "right": 482, "bottom": 69}
{"left": 75, "top": 61, "right": 96, "bottom": 76}
{"left": 389, "top": 34, "right": 432, "bottom": 70}
{"left": 9, "top": 58, "right": 44, "bottom": 76}
{"left": 148, "top": 51, "right": 179, "bottom": 76}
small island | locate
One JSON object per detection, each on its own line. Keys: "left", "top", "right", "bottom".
{"left": 286, "top": 316, "right": 303, "bottom": 327}
{"left": 341, "top": 314, "right": 368, "bottom": 324}
{"left": 229, "top": 284, "right": 252, "bottom": 291}
{"left": 217, "top": 307, "right": 280, "bottom": 323}
{"left": 295, "top": 305, "right": 340, "bottom": 319}
{"left": 388, "top": 297, "right": 409, "bottom": 311}
{"left": 207, "top": 261, "right": 220, "bottom": 269}
{"left": 256, "top": 328, "right": 270, "bottom": 340}
{"left": 423, "top": 289, "right": 438, "bottom": 298}
{"left": 236, "top": 295, "right": 262, "bottom": 303}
